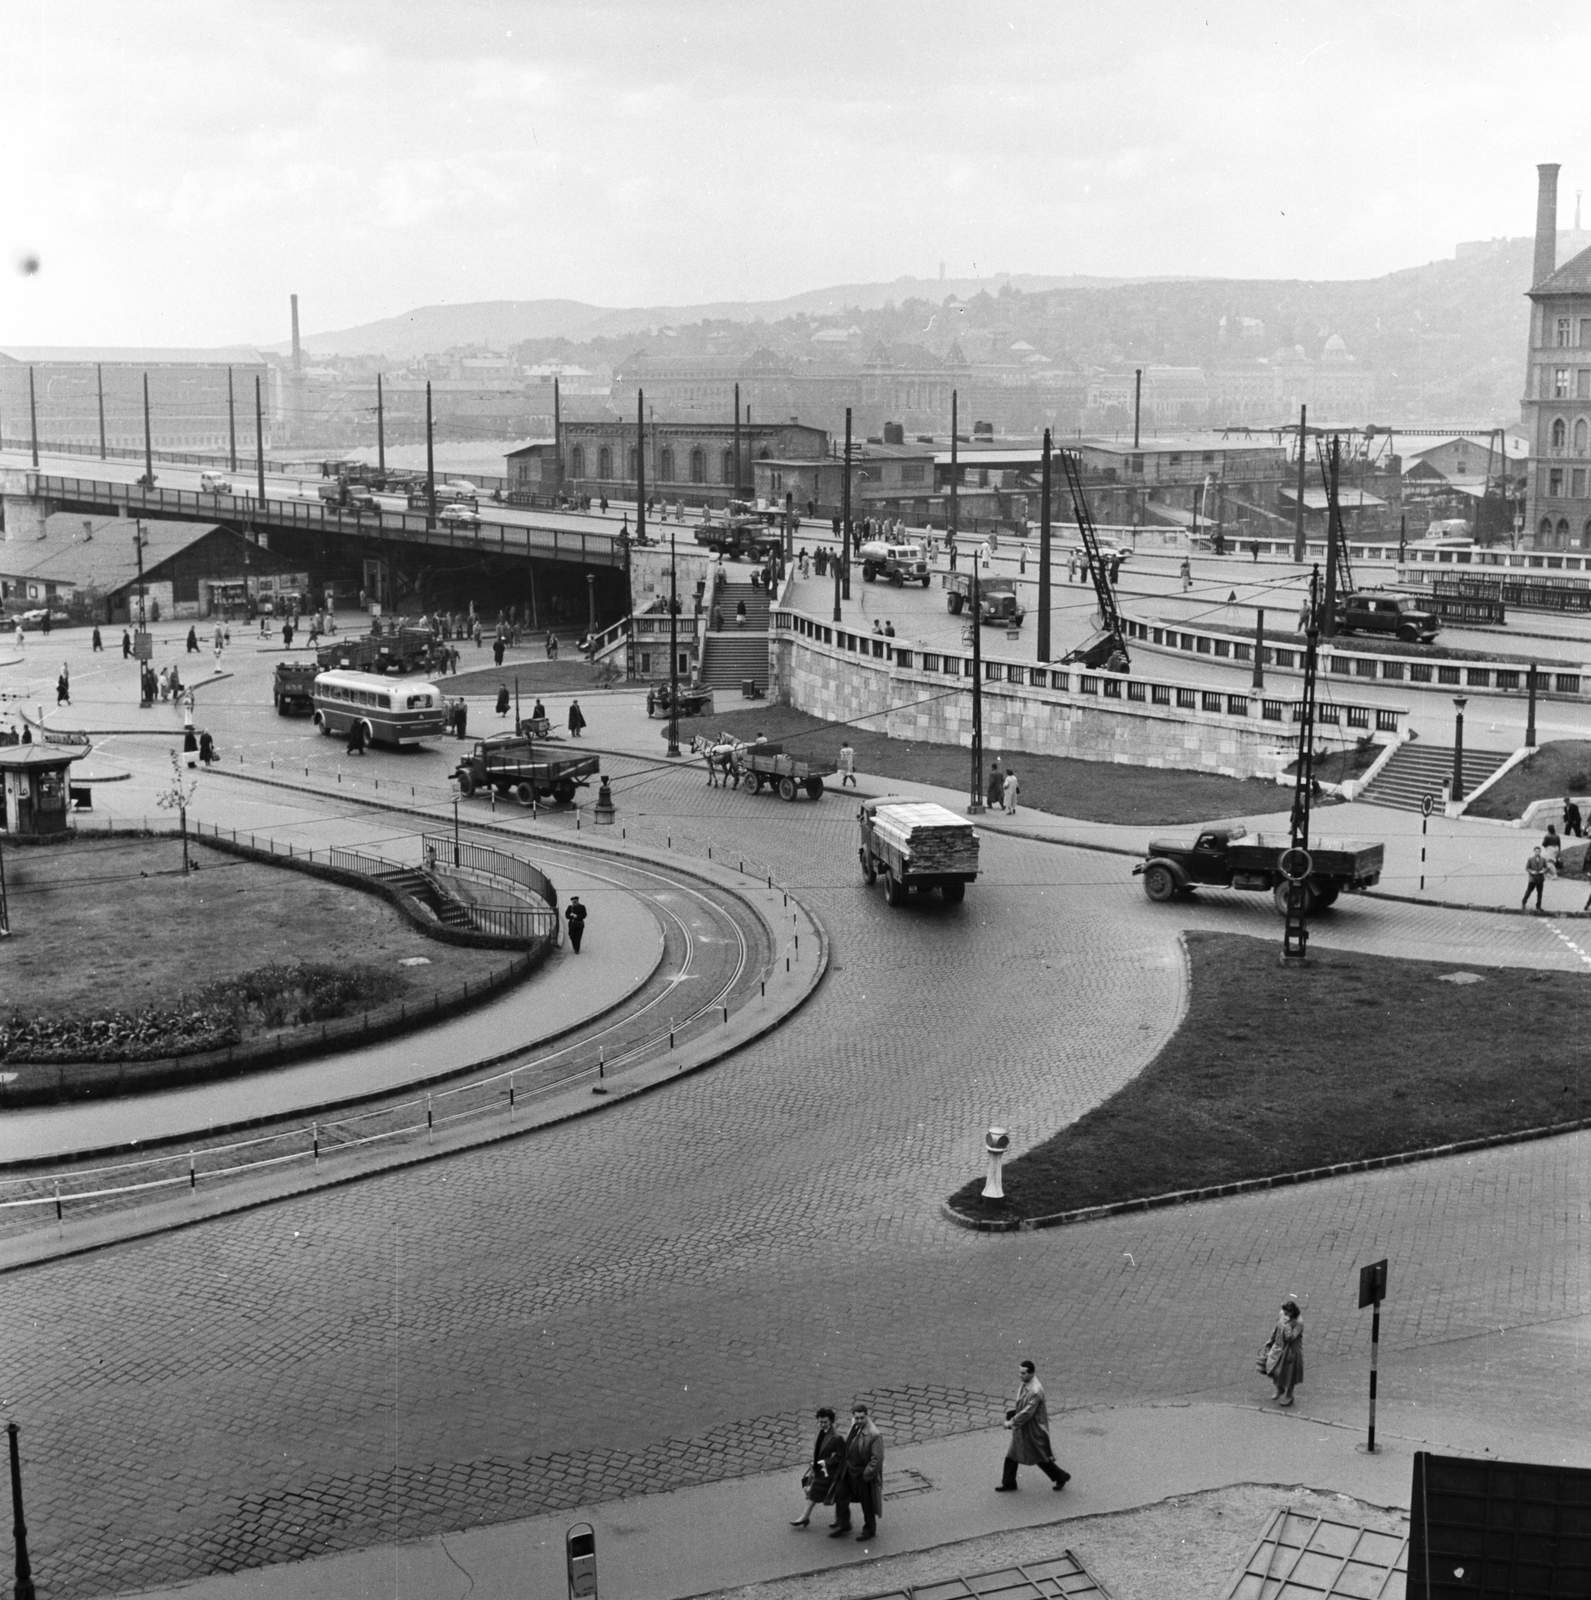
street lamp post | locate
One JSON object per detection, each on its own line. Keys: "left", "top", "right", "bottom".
{"left": 667, "top": 522, "right": 680, "bottom": 757}
{"left": 141, "top": 372, "right": 154, "bottom": 489}
{"left": 6, "top": 1423, "right": 36, "bottom": 1600}
{"left": 424, "top": 381, "right": 436, "bottom": 525}
{"left": 969, "top": 556, "right": 984, "bottom": 814}
{"left": 841, "top": 408, "right": 852, "bottom": 601}
{"left": 254, "top": 375, "right": 266, "bottom": 505}
{"left": 227, "top": 366, "right": 237, "bottom": 472}
{"left": 1526, "top": 663, "right": 1538, "bottom": 748}
{"left": 1451, "top": 696, "right": 1469, "bottom": 803}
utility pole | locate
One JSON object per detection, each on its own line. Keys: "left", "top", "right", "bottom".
{"left": 553, "top": 375, "right": 562, "bottom": 503}
{"left": 667, "top": 518, "right": 680, "bottom": 757}
{"left": 1526, "top": 662, "right": 1538, "bottom": 748}
{"left": 950, "top": 389, "right": 959, "bottom": 549}
{"left": 1282, "top": 566, "right": 1321, "bottom": 966}
{"left": 969, "top": 556, "right": 984, "bottom": 814}
{"left": 1252, "top": 606, "right": 1265, "bottom": 690}
{"left": 27, "top": 366, "right": 39, "bottom": 468}
{"left": 6, "top": 1423, "right": 36, "bottom": 1600}
{"left": 636, "top": 388, "right": 646, "bottom": 552}
{"left": 733, "top": 384, "right": 741, "bottom": 506}
{"left": 97, "top": 363, "right": 107, "bottom": 461}
{"left": 141, "top": 371, "right": 154, "bottom": 488}
{"left": 1132, "top": 369, "right": 1142, "bottom": 450}
{"left": 134, "top": 518, "right": 151, "bottom": 706}
{"left": 226, "top": 367, "right": 237, "bottom": 472}
{"left": 1322, "top": 435, "right": 1342, "bottom": 638}
{"left": 424, "top": 381, "right": 436, "bottom": 525}
{"left": 1037, "top": 427, "right": 1052, "bottom": 662}
{"left": 841, "top": 407, "right": 852, "bottom": 601}
{"left": 1292, "top": 403, "right": 1308, "bottom": 563}
{"left": 376, "top": 372, "right": 385, "bottom": 475}
{"left": 254, "top": 374, "right": 266, "bottom": 505}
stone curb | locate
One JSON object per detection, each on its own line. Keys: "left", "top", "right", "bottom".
{"left": 940, "top": 1110, "right": 1591, "bottom": 1234}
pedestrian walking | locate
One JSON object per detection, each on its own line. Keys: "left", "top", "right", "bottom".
{"left": 838, "top": 739, "right": 857, "bottom": 788}
{"left": 282, "top": 619, "right": 294, "bottom": 648}
{"left": 986, "top": 759, "right": 1003, "bottom": 811}
{"left": 948, "top": 536, "right": 959, "bottom": 573}
{"left": 182, "top": 690, "right": 195, "bottom": 732}
{"left": 494, "top": 684, "right": 510, "bottom": 718}
{"left": 493, "top": 636, "right": 506, "bottom": 668}
{"left": 347, "top": 717, "right": 367, "bottom": 757}
{"left": 568, "top": 699, "right": 586, "bottom": 737}
{"left": 564, "top": 895, "right": 587, "bottom": 952}
{"left": 1019, "top": 543, "right": 1027, "bottom": 575}
{"left": 455, "top": 698, "right": 468, "bottom": 740}
{"left": 995, "top": 1360, "right": 1070, "bottom": 1493}
{"left": 1002, "top": 768, "right": 1020, "bottom": 815}
{"left": 121, "top": 628, "right": 132, "bottom": 659}
{"left": 198, "top": 730, "right": 216, "bottom": 765}
{"left": 1564, "top": 796, "right": 1585, "bottom": 839}
{"left": 830, "top": 1404, "right": 883, "bottom": 1543}
{"left": 1109, "top": 554, "right": 1123, "bottom": 585}
{"left": 1542, "top": 824, "right": 1563, "bottom": 867}
{"left": 213, "top": 622, "right": 224, "bottom": 662}
{"left": 186, "top": 625, "right": 200, "bottom": 654}
{"left": 1180, "top": 556, "right": 1192, "bottom": 591}
{"left": 1297, "top": 595, "right": 1312, "bottom": 634}
{"left": 1523, "top": 846, "right": 1549, "bottom": 913}
{"left": 184, "top": 724, "right": 199, "bottom": 766}
{"left": 92, "top": 626, "right": 103, "bottom": 652}
{"left": 736, "top": 599, "right": 747, "bottom": 628}
{"left": 1260, "top": 1298, "right": 1305, "bottom": 1406}
{"left": 791, "top": 1408, "right": 846, "bottom": 1529}
{"left": 56, "top": 667, "right": 70, "bottom": 706}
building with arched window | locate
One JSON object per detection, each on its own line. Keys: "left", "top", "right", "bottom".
{"left": 1523, "top": 163, "right": 1591, "bottom": 549}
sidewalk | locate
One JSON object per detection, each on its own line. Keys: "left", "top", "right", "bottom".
{"left": 115, "top": 1391, "right": 1591, "bottom": 1600}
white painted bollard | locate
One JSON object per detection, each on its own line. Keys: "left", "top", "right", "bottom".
{"left": 982, "top": 1126, "right": 1010, "bottom": 1200}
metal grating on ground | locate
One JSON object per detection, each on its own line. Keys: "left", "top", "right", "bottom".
{"left": 1223, "top": 1508, "right": 1409, "bottom": 1600}
{"left": 868, "top": 1548, "right": 1113, "bottom": 1600}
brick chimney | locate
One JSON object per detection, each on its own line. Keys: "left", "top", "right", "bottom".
{"left": 1535, "top": 163, "right": 1561, "bottom": 286}
{"left": 290, "top": 293, "right": 302, "bottom": 371}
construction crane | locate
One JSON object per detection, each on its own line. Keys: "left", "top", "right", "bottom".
{"left": 1057, "top": 448, "right": 1130, "bottom": 670}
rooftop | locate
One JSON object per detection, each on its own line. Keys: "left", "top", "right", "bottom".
{"left": 0, "top": 516, "right": 223, "bottom": 590}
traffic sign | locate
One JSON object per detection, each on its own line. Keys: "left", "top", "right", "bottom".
{"left": 1358, "top": 1257, "right": 1388, "bottom": 1309}
{"left": 1421, "top": 793, "right": 1435, "bottom": 818}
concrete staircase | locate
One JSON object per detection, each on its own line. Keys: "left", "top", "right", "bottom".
{"left": 701, "top": 581, "right": 770, "bottom": 694}
{"left": 1357, "top": 742, "right": 1513, "bottom": 813}
{"left": 379, "top": 867, "right": 472, "bottom": 929}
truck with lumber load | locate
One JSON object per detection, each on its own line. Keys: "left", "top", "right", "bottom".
{"left": 942, "top": 572, "right": 1025, "bottom": 625}
{"left": 453, "top": 734, "right": 600, "bottom": 807}
{"left": 857, "top": 797, "right": 980, "bottom": 904}
{"left": 1134, "top": 825, "right": 1383, "bottom": 916}
{"left": 272, "top": 659, "right": 318, "bottom": 715}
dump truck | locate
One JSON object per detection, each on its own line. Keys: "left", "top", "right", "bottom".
{"left": 942, "top": 572, "right": 1025, "bottom": 625}
{"left": 857, "top": 797, "right": 980, "bottom": 904}
{"left": 1134, "top": 825, "right": 1384, "bottom": 916}
{"left": 453, "top": 734, "right": 600, "bottom": 806}
{"left": 272, "top": 659, "right": 319, "bottom": 715}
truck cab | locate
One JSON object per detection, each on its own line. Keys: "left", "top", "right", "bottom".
{"left": 858, "top": 541, "right": 930, "bottom": 587}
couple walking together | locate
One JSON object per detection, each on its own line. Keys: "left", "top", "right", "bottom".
{"left": 791, "top": 1404, "right": 884, "bottom": 1542}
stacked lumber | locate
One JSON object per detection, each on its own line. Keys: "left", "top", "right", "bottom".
{"left": 872, "top": 802, "right": 980, "bottom": 874}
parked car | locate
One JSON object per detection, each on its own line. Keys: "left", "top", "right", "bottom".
{"left": 1337, "top": 592, "right": 1439, "bottom": 644}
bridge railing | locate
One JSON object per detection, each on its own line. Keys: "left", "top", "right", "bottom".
{"left": 24, "top": 473, "right": 625, "bottom": 568}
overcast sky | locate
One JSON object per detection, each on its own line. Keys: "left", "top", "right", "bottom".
{"left": 4, "top": 0, "right": 1591, "bottom": 349}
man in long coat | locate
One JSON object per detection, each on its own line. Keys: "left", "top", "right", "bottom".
{"left": 996, "top": 1360, "right": 1069, "bottom": 1492}
{"left": 830, "top": 1403, "right": 884, "bottom": 1542}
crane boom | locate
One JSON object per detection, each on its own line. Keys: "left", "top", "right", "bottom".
{"left": 1058, "top": 448, "right": 1130, "bottom": 669}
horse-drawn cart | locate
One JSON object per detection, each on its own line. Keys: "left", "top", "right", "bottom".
{"left": 735, "top": 743, "right": 835, "bottom": 801}
{"left": 647, "top": 683, "right": 714, "bottom": 719}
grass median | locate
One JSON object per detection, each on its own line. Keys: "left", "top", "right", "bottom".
{"left": 689, "top": 706, "right": 1290, "bottom": 825}
{"left": 949, "top": 931, "right": 1591, "bottom": 1224}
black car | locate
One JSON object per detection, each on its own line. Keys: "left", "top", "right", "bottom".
{"left": 1337, "top": 592, "right": 1439, "bottom": 644}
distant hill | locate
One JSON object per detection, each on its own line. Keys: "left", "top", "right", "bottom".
{"left": 289, "top": 274, "right": 1140, "bottom": 359}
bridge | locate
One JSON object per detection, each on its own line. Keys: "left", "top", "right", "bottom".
{"left": 2, "top": 467, "right": 625, "bottom": 571}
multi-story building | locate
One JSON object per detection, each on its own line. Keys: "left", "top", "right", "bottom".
{"left": 1522, "top": 163, "right": 1591, "bottom": 550}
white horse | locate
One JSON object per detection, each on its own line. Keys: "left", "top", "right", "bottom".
{"left": 690, "top": 733, "right": 744, "bottom": 787}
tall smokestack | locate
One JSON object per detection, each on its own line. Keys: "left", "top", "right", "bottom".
{"left": 1534, "top": 164, "right": 1561, "bottom": 286}
{"left": 290, "top": 293, "right": 302, "bottom": 370}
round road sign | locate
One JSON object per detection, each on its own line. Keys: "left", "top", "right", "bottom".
{"left": 1421, "top": 793, "right": 1436, "bottom": 818}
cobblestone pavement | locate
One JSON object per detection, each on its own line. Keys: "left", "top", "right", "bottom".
{"left": 3, "top": 764, "right": 1590, "bottom": 1597}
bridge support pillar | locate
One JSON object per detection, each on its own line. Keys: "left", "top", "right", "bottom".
{"left": 1, "top": 491, "right": 54, "bottom": 542}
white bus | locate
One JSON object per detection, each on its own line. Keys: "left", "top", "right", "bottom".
{"left": 311, "top": 670, "right": 447, "bottom": 747}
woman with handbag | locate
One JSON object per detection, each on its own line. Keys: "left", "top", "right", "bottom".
{"left": 791, "top": 1408, "right": 845, "bottom": 1529}
{"left": 1259, "top": 1299, "right": 1304, "bottom": 1407}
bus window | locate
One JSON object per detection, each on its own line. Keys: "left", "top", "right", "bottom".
{"left": 379, "top": 695, "right": 391, "bottom": 710}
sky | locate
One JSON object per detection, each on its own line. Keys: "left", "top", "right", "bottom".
{"left": 4, "top": 0, "right": 1591, "bottom": 349}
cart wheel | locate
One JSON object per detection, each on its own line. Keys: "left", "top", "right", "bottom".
{"left": 515, "top": 782, "right": 534, "bottom": 807}
{"left": 778, "top": 776, "right": 797, "bottom": 801}
{"left": 1141, "top": 863, "right": 1176, "bottom": 902}
{"left": 883, "top": 869, "right": 906, "bottom": 906}
{"left": 805, "top": 777, "right": 823, "bottom": 799}
{"left": 457, "top": 769, "right": 476, "bottom": 797}
{"left": 942, "top": 879, "right": 966, "bottom": 903}
{"left": 860, "top": 848, "right": 876, "bottom": 885}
